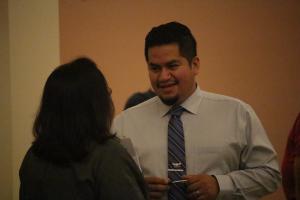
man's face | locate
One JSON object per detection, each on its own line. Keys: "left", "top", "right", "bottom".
{"left": 147, "top": 44, "right": 199, "bottom": 106}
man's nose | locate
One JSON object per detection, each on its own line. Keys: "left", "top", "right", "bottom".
{"left": 159, "top": 68, "right": 171, "bottom": 80}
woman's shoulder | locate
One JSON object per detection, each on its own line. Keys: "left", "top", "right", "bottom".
{"left": 94, "top": 137, "right": 124, "bottom": 151}
{"left": 89, "top": 138, "right": 142, "bottom": 183}
{"left": 19, "top": 147, "right": 48, "bottom": 181}
{"left": 90, "top": 138, "right": 130, "bottom": 162}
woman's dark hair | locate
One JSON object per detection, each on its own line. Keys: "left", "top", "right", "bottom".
{"left": 32, "top": 57, "right": 114, "bottom": 165}
{"left": 144, "top": 21, "right": 197, "bottom": 65}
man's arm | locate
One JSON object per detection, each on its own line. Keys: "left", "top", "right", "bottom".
{"left": 213, "top": 104, "right": 281, "bottom": 199}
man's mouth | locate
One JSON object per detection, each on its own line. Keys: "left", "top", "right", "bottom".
{"left": 157, "top": 81, "right": 178, "bottom": 89}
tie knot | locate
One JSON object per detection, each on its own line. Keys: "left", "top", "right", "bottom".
{"left": 169, "top": 106, "right": 185, "bottom": 117}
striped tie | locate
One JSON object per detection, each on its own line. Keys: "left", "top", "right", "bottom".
{"left": 168, "top": 105, "right": 186, "bottom": 200}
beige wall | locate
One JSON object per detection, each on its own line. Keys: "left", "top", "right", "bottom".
{"left": 0, "top": 0, "right": 12, "bottom": 199}
{"left": 8, "top": 0, "right": 60, "bottom": 199}
{"left": 60, "top": 1, "right": 300, "bottom": 199}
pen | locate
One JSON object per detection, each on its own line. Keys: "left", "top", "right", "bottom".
{"left": 171, "top": 179, "right": 187, "bottom": 184}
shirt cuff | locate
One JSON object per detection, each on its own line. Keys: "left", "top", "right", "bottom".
{"left": 214, "top": 175, "right": 235, "bottom": 197}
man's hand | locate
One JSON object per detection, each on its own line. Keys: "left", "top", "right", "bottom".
{"left": 144, "top": 176, "right": 169, "bottom": 199}
{"left": 182, "top": 174, "right": 219, "bottom": 200}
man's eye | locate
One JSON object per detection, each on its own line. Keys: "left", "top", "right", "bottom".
{"left": 149, "top": 65, "right": 160, "bottom": 72}
{"left": 168, "top": 63, "right": 179, "bottom": 69}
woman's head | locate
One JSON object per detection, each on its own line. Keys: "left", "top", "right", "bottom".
{"left": 33, "top": 57, "right": 114, "bottom": 164}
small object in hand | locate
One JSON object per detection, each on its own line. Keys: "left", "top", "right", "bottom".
{"left": 171, "top": 179, "right": 187, "bottom": 184}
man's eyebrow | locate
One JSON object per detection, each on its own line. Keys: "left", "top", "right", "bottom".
{"left": 166, "top": 59, "right": 180, "bottom": 65}
{"left": 148, "top": 62, "right": 161, "bottom": 67}
{"left": 148, "top": 59, "right": 180, "bottom": 67}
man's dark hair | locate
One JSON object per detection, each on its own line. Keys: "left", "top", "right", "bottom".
{"left": 32, "top": 57, "right": 114, "bottom": 165}
{"left": 144, "top": 21, "right": 197, "bottom": 64}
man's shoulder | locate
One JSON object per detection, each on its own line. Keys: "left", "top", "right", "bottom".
{"left": 200, "top": 90, "right": 248, "bottom": 106}
{"left": 197, "top": 90, "right": 255, "bottom": 115}
{"left": 123, "top": 96, "right": 159, "bottom": 114}
{"left": 114, "top": 97, "right": 160, "bottom": 123}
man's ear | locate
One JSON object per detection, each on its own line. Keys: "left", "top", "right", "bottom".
{"left": 192, "top": 56, "right": 200, "bottom": 75}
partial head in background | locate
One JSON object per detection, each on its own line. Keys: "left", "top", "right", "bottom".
{"left": 124, "top": 89, "right": 156, "bottom": 110}
{"left": 32, "top": 57, "right": 114, "bottom": 164}
{"left": 144, "top": 22, "right": 200, "bottom": 106}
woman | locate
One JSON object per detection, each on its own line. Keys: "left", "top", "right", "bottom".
{"left": 19, "top": 57, "right": 148, "bottom": 200}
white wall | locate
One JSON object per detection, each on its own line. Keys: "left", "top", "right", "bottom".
{"left": 8, "top": 1, "right": 60, "bottom": 199}
{"left": 0, "top": 0, "right": 12, "bottom": 199}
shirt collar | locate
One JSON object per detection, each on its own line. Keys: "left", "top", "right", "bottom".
{"left": 157, "top": 85, "right": 202, "bottom": 117}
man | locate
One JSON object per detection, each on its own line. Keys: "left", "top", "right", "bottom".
{"left": 113, "top": 22, "right": 281, "bottom": 200}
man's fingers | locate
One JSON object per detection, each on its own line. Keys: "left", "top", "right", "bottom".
{"left": 186, "top": 182, "right": 200, "bottom": 193}
{"left": 148, "top": 183, "right": 169, "bottom": 192}
{"left": 149, "top": 191, "right": 166, "bottom": 199}
{"left": 183, "top": 175, "right": 201, "bottom": 184}
{"left": 187, "top": 189, "right": 200, "bottom": 199}
{"left": 145, "top": 176, "right": 169, "bottom": 184}
{"left": 184, "top": 174, "right": 219, "bottom": 200}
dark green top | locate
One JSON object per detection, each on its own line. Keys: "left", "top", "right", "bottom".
{"left": 19, "top": 139, "right": 148, "bottom": 200}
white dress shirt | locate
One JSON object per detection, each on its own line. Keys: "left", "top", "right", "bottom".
{"left": 113, "top": 87, "right": 281, "bottom": 199}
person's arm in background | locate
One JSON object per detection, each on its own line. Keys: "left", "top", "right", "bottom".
{"left": 294, "top": 113, "right": 300, "bottom": 199}
{"left": 295, "top": 156, "right": 300, "bottom": 199}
